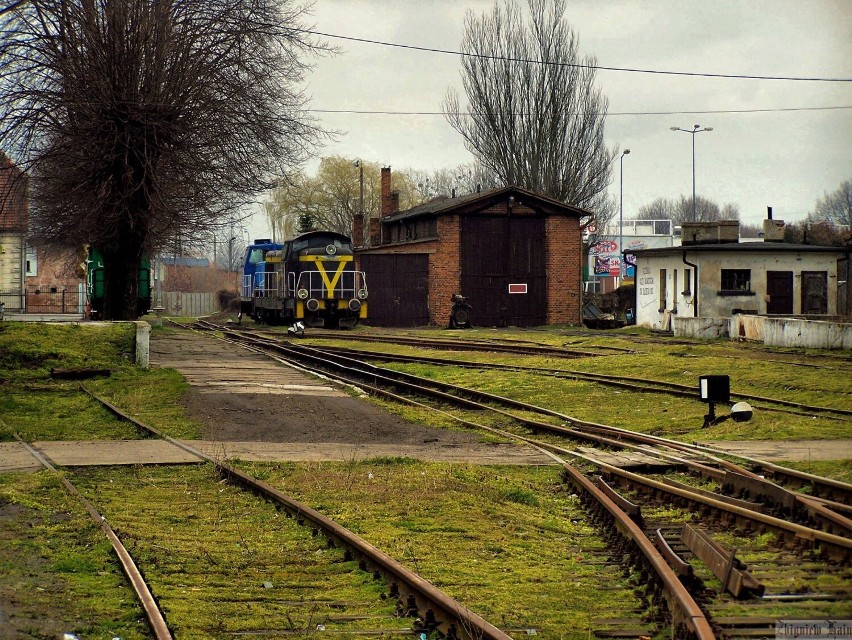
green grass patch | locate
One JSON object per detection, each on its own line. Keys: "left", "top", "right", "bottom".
{"left": 0, "top": 471, "right": 150, "bottom": 639}
{"left": 236, "top": 460, "right": 657, "bottom": 638}
{"left": 71, "top": 464, "right": 405, "bottom": 637}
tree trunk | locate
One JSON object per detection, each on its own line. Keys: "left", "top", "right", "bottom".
{"left": 101, "top": 228, "right": 145, "bottom": 321}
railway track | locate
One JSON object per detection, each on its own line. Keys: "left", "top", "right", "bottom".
{"left": 72, "top": 386, "right": 516, "bottom": 640}
{"left": 286, "top": 342, "right": 852, "bottom": 422}
{"left": 189, "top": 320, "right": 852, "bottom": 638}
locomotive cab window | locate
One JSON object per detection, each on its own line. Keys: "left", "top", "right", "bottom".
{"left": 247, "top": 248, "right": 265, "bottom": 265}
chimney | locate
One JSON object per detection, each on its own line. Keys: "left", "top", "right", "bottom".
{"left": 762, "top": 205, "right": 785, "bottom": 242}
{"left": 390, "top": 191, "right": 399, "bottom": 215}
{"left": 380, "top": 167, "right": 392, "bottom": 218}
{"left": 352, "top": 213, "right": 364, "bottom": 248}
{"left": 369, "top": 216, "right": 381, "bottom": 246}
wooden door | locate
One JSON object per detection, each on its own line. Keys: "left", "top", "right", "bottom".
{"left": 359, "top": 254, "right": 429, "bottom": 327}
{"left": 766, "top": 271, "right": 793, "bottom": 314}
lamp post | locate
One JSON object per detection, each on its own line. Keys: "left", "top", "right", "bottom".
{"left": 353, "top": 159, "right": 364, "bottom": 244}
{"left": 619, "top": 148, "right": 630, "bottom": 282}
{"left": 670, "top": 124, "right": 713, "bottom": 222}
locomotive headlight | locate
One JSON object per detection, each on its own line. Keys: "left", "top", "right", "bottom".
{"left": 357, "top": 288, "right": 368, "bottom": 300}
{"left": 348, "top": 299, "right": 361, "bottom": 312}
{"left": 325, "top": 244, "right": 337, "bottom": 255}
{"left": 297, "top": 288, "right": 309, "bottom": 300}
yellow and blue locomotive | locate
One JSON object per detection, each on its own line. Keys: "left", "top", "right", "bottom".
{"left": 240, "top": 231, "right": 367, "bottom": 328}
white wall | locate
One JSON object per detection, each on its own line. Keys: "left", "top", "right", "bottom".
{"left": 635, "top": 249, "right": 841, "bottom": 329}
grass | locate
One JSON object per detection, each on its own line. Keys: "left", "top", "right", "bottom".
{"left": 0, "top": 471, "right": 150, "bottom": 639}
{"left": 234, "top": 459, "right": 658, "bottom": 639}
{"left": 1, "top": 321, "right": 849, "bottom": 638}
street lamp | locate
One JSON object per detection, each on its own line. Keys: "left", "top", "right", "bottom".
{"left": 619, "top": 148, "right": 630, "bottom": 281}
{"left": 353, "top": 159, "right": 364, "bottom": 244}
{"left": 670, "top": 124, "right": 713, "bottom": 222}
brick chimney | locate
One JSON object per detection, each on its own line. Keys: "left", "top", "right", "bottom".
{"left": 352, "top": 213, "right": 364, "bottom": 248}
{"left": 380, "top": 167, "right": 392, "bottom": 218}
{"left": 390, "top": 191, "right": 400, "bottom": 215}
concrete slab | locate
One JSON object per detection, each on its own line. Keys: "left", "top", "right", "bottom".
{"left": 2, "top": 439, "right": 554, "bottom": 470}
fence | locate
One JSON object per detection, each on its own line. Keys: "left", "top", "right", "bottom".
{"left": 157, "top": 292, "right": 217, "bottom": 317}
{"left": 0, "top": 285, "right": 84, "bottom": 315}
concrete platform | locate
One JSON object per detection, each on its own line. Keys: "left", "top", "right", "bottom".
{"left": 0, "top": 439, "right": 556, "bottom": 472}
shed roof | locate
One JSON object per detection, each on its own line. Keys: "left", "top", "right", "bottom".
{"left": 382, "top": 185, "right": 591, "bottom": 223}
{"left": 629, "top": 243, "right": 849, "bottom": 257}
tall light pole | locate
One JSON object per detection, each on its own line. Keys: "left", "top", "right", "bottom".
{"left": 619, "top": 148, "right": 630, "bottom": 281}
{"left": 670, "top": 124, "right": 713, "bottom": 222}
{"left": 353, "top": 159, "right": 364, "bottom": 244}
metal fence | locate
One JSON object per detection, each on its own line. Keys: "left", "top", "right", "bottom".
{"left": 0, "top": 286, "right": 84, "bottom": 314}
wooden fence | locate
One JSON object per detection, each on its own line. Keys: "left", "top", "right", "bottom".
{"left": 158, "top": 292, "right": 217, "bottom": 317}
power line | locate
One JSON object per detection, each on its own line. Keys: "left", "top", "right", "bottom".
{"left": 307, "top": 105, "right": 852, "bottom": 116}
{"left": 303, "top": 29, "right": 852, "bottom": 83}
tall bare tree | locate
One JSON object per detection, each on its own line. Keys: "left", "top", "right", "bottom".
{"left": 0, "top": 0, "right": 329, "bottom": 319}
{"left": 809, "top": 179, "right": 852, "bottom": 228}
{"left": 444, "top": 0, "right": 615, "bottom": 217}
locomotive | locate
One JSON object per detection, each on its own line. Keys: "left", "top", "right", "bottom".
{"left": 239, "top": 231, "right": 368, "bottom": 328}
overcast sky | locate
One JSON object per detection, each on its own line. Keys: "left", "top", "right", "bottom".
{"left": 253, "top": 0, "right": 852, "bottom": 236}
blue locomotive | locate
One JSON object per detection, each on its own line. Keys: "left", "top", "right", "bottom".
{"left": 239, "top": 231, "right": 368, "bottom": 328}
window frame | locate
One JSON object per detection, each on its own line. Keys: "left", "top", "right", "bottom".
{"left": 719, "top": 268, "right": 753, "bottom": 295}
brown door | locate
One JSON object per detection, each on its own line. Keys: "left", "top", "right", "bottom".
{"left": 801, "top": 271, "right": 827, "bottom": 314}
{"left": 460, "top": 216, "right": 547, "bottom": 327}
{"left": 359, "top": 254, "right": 429, "bottom": 327}
{"left": 766, "top": 271, "right": 793, "bottom": 314}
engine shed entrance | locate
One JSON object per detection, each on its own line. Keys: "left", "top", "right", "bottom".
{"left": 460, "top": 216, "right": 547, "bottom": 327}
{"left": 358, "top": 253, "right": 429, "bottom": 327}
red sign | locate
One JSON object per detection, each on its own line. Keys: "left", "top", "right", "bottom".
{"left": 508, "top": 283, "right": 527, "bottom": 294}
{"left": 593, "top": 240, "right": 618, "bottom": 253}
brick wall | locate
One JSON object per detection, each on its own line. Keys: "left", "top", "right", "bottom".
{"left": 428, "top": 216, "right": 461, "bottom": 325}
{"left": 0, "top": 151, "right": 28, "bottom": 232}
{"left": 546, "top": 215, "right": 582, "bottom": 324}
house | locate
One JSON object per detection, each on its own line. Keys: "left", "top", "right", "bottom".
{"left": 0, "top": 151, "right": 29, "bottom": 312}
{"left": 628, "top": 220, "right": 851, "bottom": 331}
{"left": 354, "top": 167, "right": 588, "bottom": 327}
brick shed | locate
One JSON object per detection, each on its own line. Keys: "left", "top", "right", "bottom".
{"left": 354, "top": 167, "right": 588, "bottom": 328}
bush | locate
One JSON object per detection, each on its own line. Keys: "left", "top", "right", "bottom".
{"left": 217, "top": 289, "right": 239, "bottom": 312}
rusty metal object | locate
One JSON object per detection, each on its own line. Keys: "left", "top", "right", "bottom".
{"left": 662, "top": 478, "right": 764, "bottom": 513}
{"left": 14, "top": 435, "right": 173, "bottom": 639}
{"left": 654, "top": 529, "right": 693, "bottom": 579}
{"left": 681, "top": 524, "right": 764, "bottom": 598}
{"left": 596, "top": 475, "right": 642, "bottom": 522}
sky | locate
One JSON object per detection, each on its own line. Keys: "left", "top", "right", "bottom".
{"left": 249, "top": 0, "right": 852, "bottom": 238}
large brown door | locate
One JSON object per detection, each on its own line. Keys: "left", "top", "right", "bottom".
{"left": 460, "top": 217, "right": 547, "bottom": 327}
{"left": 359, "top": 254, "right": 429, "bottom": 327}
{"left": 766, "top": 271, "right": 793, "bottom": 314}
{"left": 801, "top": 271, "right": 828, "bottom": 314}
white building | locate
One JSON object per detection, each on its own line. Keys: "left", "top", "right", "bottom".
{"left": 628, "top": 221, "right": 850, "bottom": 330}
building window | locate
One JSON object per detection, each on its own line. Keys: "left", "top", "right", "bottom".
{"left": 721, "top": 269, "right": 751, "bottom": 293}
{"left": 683, "top": 268, "right": 691, "bottom": 295}
{"left": 659, "top": 268, "right": 667, "bottom": 310}
{"left": 672, "top": 270, "right": 678, "bottom": 312}
{"left": 25, "top": 245, "right": 38, "bottom": 276}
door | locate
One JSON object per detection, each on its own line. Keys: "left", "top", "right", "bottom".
{"left": 766, "top": 271, "right": 793, "bottom": 314}
{"left": 801, "top": 271, "right": 827, "bottom": 314}
{"left": 460, "top": 217, "right": 547, "bottom": 327}
{"left": 359, "top": 254, "right": 429, "bottom": 327}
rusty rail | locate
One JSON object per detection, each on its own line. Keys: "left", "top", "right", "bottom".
{"left": 13, "top": 434, "right": 173, "bottom": 639}
{"left": 82, "top": 387, "right": 514, "bottom": 640}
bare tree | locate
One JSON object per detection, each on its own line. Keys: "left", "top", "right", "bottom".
{"left": 809, "top": 179, "right": 852, "bottom": 228}
{"left": 444, "top": 0, "right": 615, "bottom": 215}
{"left": 635, "top": 195, "right": 739, "bottom": 226}
{"left": 0, "top": 0, "right": 329, "bottom": 319}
